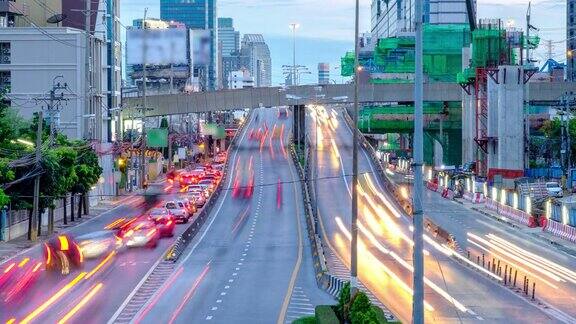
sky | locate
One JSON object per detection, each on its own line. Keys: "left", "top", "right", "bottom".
{"left": 120, "top": 0, "right": 567, "bottom": 85}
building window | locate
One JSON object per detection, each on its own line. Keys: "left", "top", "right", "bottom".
{"left": 0, "top": 71, "right": 11, "bottom": 92}
{"left": 0, "top": 43, "right": 10, "bottom": 64}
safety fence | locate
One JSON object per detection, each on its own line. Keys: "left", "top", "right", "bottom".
{"left": 543, "top": 218, "right": 576, "bottom": 243}
{"left": 485, "top": 197, "right": 531, "bottom": 226}
{"left": 463, "top": 191, "right": 486, "bottom": 203}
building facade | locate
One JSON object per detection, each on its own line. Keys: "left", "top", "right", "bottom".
{"left": 371, "top": 0, "right": 472, "bottom": 39}
{"left": 228, "top": 69, "right": 254, "bottom": 89}
{"left": 160, "top": 0, "right": 218, "bottom": 90}
{"left": 240, "top": 34, "right": 271, "bottom": 87}
{"left": 0, "top": 28, "right": 95, "bottom": 139}
{"left": 568, "top": 0, "right": 576, "bottom": 81}
{"left": 218, "top": 17, "right": 239, "bottom": 57}
{"left": 318, "top": 63, "right": 330, "bottom": 85}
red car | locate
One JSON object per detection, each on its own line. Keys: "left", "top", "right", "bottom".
{"left": 148, "top": 208, "right": 176, "bottom": 237}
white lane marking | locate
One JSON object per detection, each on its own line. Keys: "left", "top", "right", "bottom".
{"left": 228, "top": 279, "right": 234, "bottom": 283}
{"left": 179, "top": 111, "right": 253, "bottom": 265}
{"left": 224, "top": 285, "right": 230, "bottom": 289}
{"left": 211, "top": 307, "right": 218, "bottom": 311}
{"left": 232, "top": 273, "right": 238, "bottom": 276}
{"left": 220, "top": 292, "right": 227, "bottom": 296}
{"left": 206, "top": 315, "right": 213, "bottom": 320}
{"left": 216, "top": 299, "right": 222, "bottom": 303}
{"left": 107, "top": 253, "right": 166, "bottom": 324}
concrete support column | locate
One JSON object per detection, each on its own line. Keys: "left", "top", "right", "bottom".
{"left": 497, "top": 66, "right": 524, "bottom": 170}
{"left": 462, "top": 93, "right": 475, "bottom": 164}
{"left": 487, "top": 75, "right": 499, "bottom": 170}
{"left": 293, "top": 105, "right": 306, "bottom": 147}
{"left": 434, "top": 139, "right": 444, "bottom": 167}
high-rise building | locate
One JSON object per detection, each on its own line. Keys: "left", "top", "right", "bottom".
{"left": 218, "top": 18, "right": 239, "bottom": 56}
{"left": 240, "top": 34, "right": 271, "bottom": 87}
{"left": 160, "top": 0, "right": 218, "bottom": 90}
{"left": 318, "top": 63, "right": 330, "bottom": 85}
{"left": 568, "top": 0, "right": 576, "bottom": 81}
{"left": 371, "top": 0, "right": 473, "bottom": 39}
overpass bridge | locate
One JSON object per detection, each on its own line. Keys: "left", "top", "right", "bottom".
{"left": 122, "top": 82, "right": 575, "bottom": 117}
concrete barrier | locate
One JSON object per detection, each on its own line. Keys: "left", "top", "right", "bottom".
{"left": 463, "top": 191, "right": 485, "bottom": 204}
{"left": 544, "top": 219, "right": 576, "bottom": 243}
{"left": 484, "top": 198, "right": 530, "bottom": 226}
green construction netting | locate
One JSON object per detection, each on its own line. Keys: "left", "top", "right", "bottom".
{"left": 366, "top": 24, "right": 471, "bottom": 83}
{"left": 470, "top": 28, "right": 508, "bottom": 69}
{"left": 340, "top": 52, "right": 355, "bottom": 77}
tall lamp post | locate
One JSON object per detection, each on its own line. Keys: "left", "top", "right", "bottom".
{"left": 351, "top": 0, "right": 360, "bottom": 297}
{"left": 289, "top": 23, "right": 300, "bottom": 85}
{"left": 412, "top": 0, "right": 425, "bottom": 322}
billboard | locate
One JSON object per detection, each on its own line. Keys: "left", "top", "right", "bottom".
{"left": 127, "top": 28, "right": 188, "bottom": 65}
{"left": 190, "top": 29, "right": 211, "bottom": 65}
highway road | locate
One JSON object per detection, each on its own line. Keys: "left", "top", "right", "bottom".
{"left": 421, "top": 178, "right": 576, "bottom": 321}
{"left": 0, "top": 182, "right": 194, "bottom": 324}
{"left": 136, "top": 108, "right": 332, "bottom": 324}
{"left": 309, "top": 105, "right": 564, "bottom": 323}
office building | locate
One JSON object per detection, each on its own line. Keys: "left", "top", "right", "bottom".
{"left": 568, "top": 0, "right": 576, "bottom": 81}
{"left": 218, "top": 18, "right": 239, "bottom": 56}
{"left": 318, "top": 63, "right": 330, "bottom": 85}
{"left": 371, "top": 0, "right": 472, "bottom": 39}
{"left": 160, "top": 0, "right": 218, "bottom": 90}
{"left": 0, "top": 0, "right": 62, "bottom": 28}
{"left": 240, "top": 34, "right": 271, "bottom": 87}
{"left": 228, "top": 69, "right": 254, "bottom": 89}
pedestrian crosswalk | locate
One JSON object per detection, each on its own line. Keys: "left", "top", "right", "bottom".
{"left": 285, "top": 286, "right": 316, "bottom": 324}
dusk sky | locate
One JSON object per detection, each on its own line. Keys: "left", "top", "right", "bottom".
{"left": 120, "top": 0, "right": 567, "bottom": 85}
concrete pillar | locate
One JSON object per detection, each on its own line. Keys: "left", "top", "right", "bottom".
{"left": 487, "top": 75, "right": 499, "bottom": 170}
{"left": 497, "top": 66, "right": 524, "bottom": 171}
{"left": 461, "top": 46, "right": 475, "bottom": 165}
{"left": 434, "top": 139, "right": 444, "bottom": 167}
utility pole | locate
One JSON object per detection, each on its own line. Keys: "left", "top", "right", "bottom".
{"left": 350, "top": 0, "right": 360, "bottom": 298}
{"left": 85, "top": 0, "right": 92, "bottom": 139}
{"left": 140, "top": 9, "right": 148, "bottom": 189}
{"left": 412, "top": 0, "right": 425, "bottom": 321}
{"left": 289, "top": 23, "right": 299, "bottom": 86}
{"left": 525, "top": 2, "right": 532, "bottom": 169}
{"left": 30, "top": 111, "right": 43, "bottom": 241}
{"left": 35, "top": 77, "right": 68, "bottom": 144}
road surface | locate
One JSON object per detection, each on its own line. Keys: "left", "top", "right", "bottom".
{"left": 309, "top": 105, "right": 563, "bottom": 323}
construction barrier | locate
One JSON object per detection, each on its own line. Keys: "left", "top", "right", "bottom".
{"left": 439, "top": 186, "right": 455, "bottom": 200}
{"left": 463, "top": 191, "right": 486, "bottom": 204}
{"left": 544, "top": 219, "right": 576, "bottom": 243}
{"left": 484, "top": 198, "right": 530, "bottom": 226}
{"left": 427, "top": 181, "right": 439, "bottom": 192}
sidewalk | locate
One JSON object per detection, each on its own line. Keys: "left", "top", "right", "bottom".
{"left": 0, "top": 190, "right": 143, "bottom": 265}
{"left": 454, "top": 197, "right": 576, "bottom": 258}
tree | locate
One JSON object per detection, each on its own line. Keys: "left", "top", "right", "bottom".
{"left": 70, "top": 142, "right": 102, "bottom": 216}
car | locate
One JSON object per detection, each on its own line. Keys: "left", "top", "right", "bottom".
{"left": 546, "top": 182, "right": 563, "bottom": 198}
{"left": 121, "top": 220, "right": 160, "bottom": 248}
{"left": 76, "top": 231, "right": 123, "bottom": 259}
{"left": 165, "top": 201, "right": 190, "bottom": 223}
{"left": 188, "top": 184, "right": 210, "bottom": 198}
{"left": 149, "top": 212, "right": 175, "bottom": 237}
{"left": 198, "top": 179, "right": 216, "bottom": 192}
{"left": 177, "top": 197, "right": 197, "bottom": 214}
{"left": 189, "top": 191, "right": 206, "bottom": 207}
{"left": 44, "top": 234, "right": 84, "bottom": 275}
{"left": 179, "top": 172, "right": 199, "bottom": 187}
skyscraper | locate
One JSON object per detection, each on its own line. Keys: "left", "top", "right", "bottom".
{"left": 160, "top": 0, "right": 218, "bottom": 90}
{"left": 218, "top": 18, "right": 240, "bottom": 56}
{"left": 318, "top": 63, "right": 330, "bottom": 85}
{"left": 240, "top": 34, "right": 272, "bottom": 87}
{"left": 568, "top": 0, "right": 576, "bottom": 81}
{"left": 371, "top": 0, "right": 473, "bottom": 39}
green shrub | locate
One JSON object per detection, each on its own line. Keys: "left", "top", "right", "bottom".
{"left": 315, "top": 305, "right": 340, "bottom": 324}
{"left": 293, "top": 315, "right": 317, "bottom": 324}
{"left": 371, "top": 305, "right": 389, "bottom": 323}
{"left": 337, "top": 282, "right": 351, "bottom": 319}
{"left": 350, "top": 292, "right": 379, "bottom": 324}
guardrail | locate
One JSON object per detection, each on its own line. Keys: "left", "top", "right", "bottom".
{"left": 165, "top": 114, "right": 250, "bottom": 262}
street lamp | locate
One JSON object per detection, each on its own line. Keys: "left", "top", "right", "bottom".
{"left": 289, "top": 23, "right": 300, "bottom": 85}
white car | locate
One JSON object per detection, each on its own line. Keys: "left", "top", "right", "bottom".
{"left": 546, "top": 182, "right": 563, "bottom": 198}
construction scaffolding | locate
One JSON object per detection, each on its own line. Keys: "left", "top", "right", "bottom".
{"left": 458, "top": 19, "right": 540, "bottom": 176}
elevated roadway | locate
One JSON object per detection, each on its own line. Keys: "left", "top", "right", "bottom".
{"left": 122, "top": 82, "right": 576, "bottom": 117}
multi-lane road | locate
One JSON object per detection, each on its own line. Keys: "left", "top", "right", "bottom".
{"left": 308, "top": 105, "right": 573, "bottom": 323}
{"left": 0, "top": 108, "right": 332, "bottom": 324}
{"left": 4, "top": 104, "right": 576, "bottom": 323}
